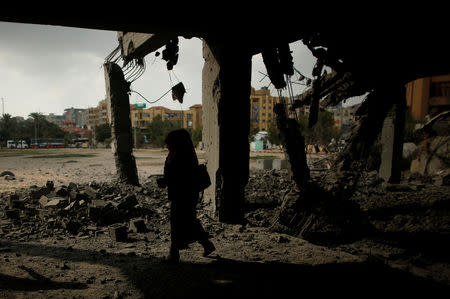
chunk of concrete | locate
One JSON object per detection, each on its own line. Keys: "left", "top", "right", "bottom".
{"left": 39, "top": 195, "right": 49, "bottom": 207}
{"left": 30, "top": 187, "right": 49, "bottom": 200}
{"left": 44, "top": 197, "right": 69, "bottom": 209}
{"left": 129, "top": 218, "right": 147, "bottom": 233}
{"left": 117, "top": 195, "right": 138, "bottom": 211}
{"left": 64, "top": 219, "right": 81, "bottom": 235}
{"left": 109, "top": 224, "right": 128, "bottom": 242}
{"left": 5, "top": 209, "right": 20, "bottom": 220}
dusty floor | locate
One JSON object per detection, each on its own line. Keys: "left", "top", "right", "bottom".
{"left": 0, "top": 148, "right": 449, "bottom": 298}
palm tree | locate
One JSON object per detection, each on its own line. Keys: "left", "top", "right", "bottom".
{"left": 28, "top": 112, "right": 43, "bottom": 140}
{"left": 0, "top": 113, "right": 14, "bottom": 146}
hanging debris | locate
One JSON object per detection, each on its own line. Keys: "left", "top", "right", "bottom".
{"left": 273, "top": 103, "right": 310, "bottom": 189}
{"left": 261, "top": 44, "right": 294, "bottom": 89}
{"left": 162, "top": 37, "right": 179, "bottom": 70}
{"left": 171, "top": 82, "right": 186, "bottom": 104}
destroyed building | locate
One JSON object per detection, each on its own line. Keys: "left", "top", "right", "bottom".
{"left": 1, "top": 16, "right": 449, "bottom": 224}
{"left": 0, "top": 16, "right": 449, "bottom": 298}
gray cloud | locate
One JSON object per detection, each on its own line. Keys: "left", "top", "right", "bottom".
{"left": 0, "top": 22, "right": 319, "bottom": 118}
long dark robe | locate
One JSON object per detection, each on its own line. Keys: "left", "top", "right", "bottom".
{"left": 163, "top": 131, "right": 208, "bottom": 250}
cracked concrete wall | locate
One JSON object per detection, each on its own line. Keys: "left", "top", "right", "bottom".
{"left": 201, "top": 39, "right": 251, "bottom": 223}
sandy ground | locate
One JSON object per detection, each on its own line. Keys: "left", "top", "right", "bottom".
{"left": 0, "top": 148, "right": 165, "bottom": 193}
{"left": 0, "top": 148, "right": 449, "bottom": 298}
{"left": 0, "top": 148, "right": 285, "bottom": 193}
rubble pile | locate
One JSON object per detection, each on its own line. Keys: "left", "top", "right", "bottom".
{"left": 244, "top": 169, "right": 297, "bottom": 227}
{"left": 270, "top": 168, "right": 450, "bottom": 246}
{"left": 0, "top": 177, "right": 170, "bottom": 243}
{"left": 0, "top": 169, "right": 298, "bottom": 242}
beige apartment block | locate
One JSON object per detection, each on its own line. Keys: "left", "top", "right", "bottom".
{"left": 250, "top": 87, "right": 288, "bottom": 132}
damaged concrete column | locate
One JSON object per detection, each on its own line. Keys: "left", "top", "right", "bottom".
{"left": 202, "top": 39, "right": 251, "bottom": 224}
{"left": 104, "top": 62, "right": 139, "bottom": 186}
{"left": 379, "top": 86, "right": 406, "bottom": 183}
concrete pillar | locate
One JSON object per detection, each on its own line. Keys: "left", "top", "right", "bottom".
{"left": 379, "top": 86, "right": 406, "bottom": 183}
{"left": 202, "top": 39, "right": 251, "bottom": 224}
{"left": 104, "top": 62, "right": 139, "bottom": 186}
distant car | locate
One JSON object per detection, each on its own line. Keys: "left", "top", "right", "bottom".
{"left": 16, "top": 140, "right": 28, "bottom": 149}
{"left": 7, "top": 140, "right": 16, "bottom": 149}
{"left": 7, "top": 140, "right": 29, "bottom": 149}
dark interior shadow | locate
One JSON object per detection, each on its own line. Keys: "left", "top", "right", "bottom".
{"left": 2, "top": 240, "right": 449, "bottom": 298}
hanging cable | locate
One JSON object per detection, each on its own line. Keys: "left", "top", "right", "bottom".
{"left": 129, "top": 87, "right": 173, "bottom": 105}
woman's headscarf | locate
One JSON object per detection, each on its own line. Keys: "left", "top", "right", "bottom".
{"left": 165, "top": 129, "right": 198, "bottom": 167}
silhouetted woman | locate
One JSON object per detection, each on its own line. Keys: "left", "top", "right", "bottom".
{"left": 158, "top": 129, "right": 215, "bottom": 263}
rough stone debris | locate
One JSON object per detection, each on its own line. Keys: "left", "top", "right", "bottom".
{"left": 0, "top": 167, "right": 449, "bottom": 296}
{"left": 410, "top": 136, "right": 449, "bottom": 176}
{"left": 129, "top": 218, "right": 147, "bottom": 233}
{"left": 109, "top": 223, "right": 128, "bottom": 242}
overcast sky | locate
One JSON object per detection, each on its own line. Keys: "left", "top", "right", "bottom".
{"left": 1, "top": 21, "right": 360, "bottom": 119}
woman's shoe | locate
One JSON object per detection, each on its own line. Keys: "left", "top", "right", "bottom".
{"left": 202, "top": 240, "right": 216, "bottom": 257}
{"left": 164, "top": 253, "right": 180, "bottom": 264}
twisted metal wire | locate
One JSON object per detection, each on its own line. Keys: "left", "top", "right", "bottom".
{"left": 105, "top": 45, "right": 146, "bottom": 83}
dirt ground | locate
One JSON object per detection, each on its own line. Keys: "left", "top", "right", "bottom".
{"left": 0, "top": 148, "right": 449, "bottom": 298}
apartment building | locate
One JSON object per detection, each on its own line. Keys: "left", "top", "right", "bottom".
{"left": 87, "top": 100, "right": 108, "bottom": 129}
{"left": 406, "top": 74, "right": 450, "bottom": 121}
{"left": 327, "top": 102, "right": 360, "bottom": 131}
{"left": 64, "top": 107, "right": 88, "bottom": 128}
{"left": 45, "top": 113, "right": 65, "bottom": 127}
{"left": 130, "top": 104, "right": 203, "bottom": 132}
{"left": 250, "top": 87, "right": 288, "bottom": 131}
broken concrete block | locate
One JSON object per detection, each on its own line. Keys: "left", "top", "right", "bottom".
{"left": 5, "top": 209, "right": 20, "bottom": 220}
{"left": 117, "top": 195, "right": 138, "bottom": 211}
{"left": 75, "top": 191, "right": 90, "bottom": 201}
{"left": 88, "top": 206, "right": 102, "bottom": 222}
{"left": 44, "top": 197, "right": 69, "bottom": 209}
{"left": 8, "top": 194, "right": 24, "bottom": 209}
{"left": 9, "top": 199, "right": 25, "bottom": 210}
{"left": 39, "top": 196, "right": 49, "bottom": 207}
{"left": 46, "top": 180, "right": 54, "bottom": 191}
{"left": 64, "top": 219, "right": 81, "bottom": 235}
{"left": 109, "top": 224, "right": 128, "bottom": 242}
{"left": 56, "top": 187, "right": 69, "bottom": 197}
{"left": 129, "top": 218, "right": 147, "bottom": 233}
{"left": 68, "top": 182, "right": 78, "bottom": 191}
{"left": 69, "top": 189, "right": 78, "bottom": 201}
{"left": 64, "top": 201, "right": 78, "bottom": 211}
{"left": 83, "top": 186, "right": 98, "bottom": 200}
{"left": 100, "top": 208, "right": 125, "bottom": 226}
{"left": 30, "top": 187, "right": 49, "bottom": 200}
